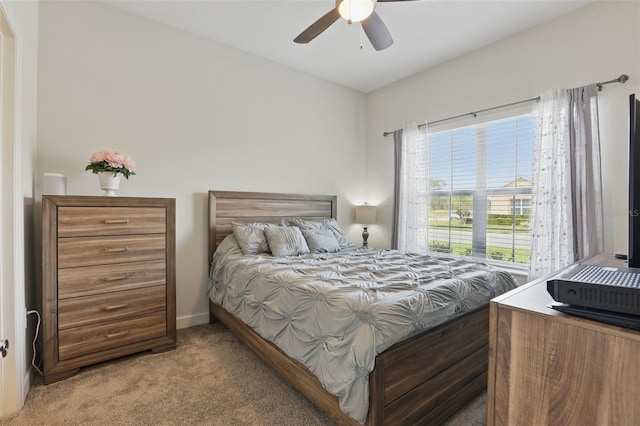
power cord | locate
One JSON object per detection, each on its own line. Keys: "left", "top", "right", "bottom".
{"left": 26, "top": 310, "right": 43, "bottom": 376}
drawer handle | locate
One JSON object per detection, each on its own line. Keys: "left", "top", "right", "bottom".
{"left": 102, "top": 275, "right": 129, "bottom": 282}
{"left": 102, "top": 303, "right": 129, "bottom": 311}
{"left": 106, "top": 330, "right": 129, "bottom": 339}
{"left": 104, "top": 219, "right": 130, "bottom": 224}
{"left": 103, "top": 247, "right": 129, "bottom": 254}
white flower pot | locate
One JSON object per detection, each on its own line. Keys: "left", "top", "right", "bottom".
{"left": 98, "top": 172, "right": 121, "bottom": 196}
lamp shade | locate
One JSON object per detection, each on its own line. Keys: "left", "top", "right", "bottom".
{"left": 355, "top": 204, "right": 376, "bottom": 225}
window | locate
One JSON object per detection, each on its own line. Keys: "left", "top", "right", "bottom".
{"left": 423, "top": 114, "right": 534, "bottom": 264}
{"left": 511, "top": 198, "right": 532, "bottom": 216}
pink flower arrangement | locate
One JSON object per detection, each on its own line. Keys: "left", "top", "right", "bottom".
{"left": 85, "top": 149, "right": 136, "bottom": 179}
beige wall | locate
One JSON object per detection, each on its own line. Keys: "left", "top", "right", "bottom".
{"left": 366, "top": 0, "right": 640, "bottom": 254}
{"left": 36, "top": 1, "right": 367, "bottom": 328}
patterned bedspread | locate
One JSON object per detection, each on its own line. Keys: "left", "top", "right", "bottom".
{"left": 207, "top": 234, "right": 517, "bottom": 423}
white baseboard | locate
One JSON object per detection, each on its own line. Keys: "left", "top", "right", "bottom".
{"left": 22, "top": 368, "right": 31, "bottom": 403}
{"left": 176, "top": 312, "right": 210, "bottom": 329}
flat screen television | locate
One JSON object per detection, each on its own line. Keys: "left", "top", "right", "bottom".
{"left": 629, "top": 93, "right": 640, "bottom": 267}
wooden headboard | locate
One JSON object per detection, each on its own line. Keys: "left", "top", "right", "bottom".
{"left": 208, "top": 190, "right": 338, "bottom": 262}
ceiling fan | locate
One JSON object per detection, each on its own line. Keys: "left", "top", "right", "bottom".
{"left": 294, "top": 0, "right": 412, "bottom": 51}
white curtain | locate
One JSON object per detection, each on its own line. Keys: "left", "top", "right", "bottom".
{"left": 392, "top": 123, "right": 428, "bottom": 253}
{"left": 528, "top": 85, "right": 603, "bottom": 280}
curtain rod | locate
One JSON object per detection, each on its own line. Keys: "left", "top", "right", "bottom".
{"left": 382, "top": 74, "right": 630, "bottom": 137}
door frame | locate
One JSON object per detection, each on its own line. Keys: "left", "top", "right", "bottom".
{"left": 0, "top": 1, "right": 26, "bottom": 417}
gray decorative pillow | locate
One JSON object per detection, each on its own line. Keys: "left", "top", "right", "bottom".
{"left": 289, "top": 218, "right": 351, "bottom": 248}
{"left": 301, "top": 227, "right": 340, "bottom": 253}
{"left": 232, "top": 222, "right": 270, "bottom": 255}
{"left": 264, "top": 225, "right": 310, "bottom": 257}
{"left": 216, "top": 233, "right": 243, "bottom": 256}
{"left": 320, "top": 218, "right": 351, "bottom": 248}
{"left": 287, "top": 218, "right": 318, "bottom": 229}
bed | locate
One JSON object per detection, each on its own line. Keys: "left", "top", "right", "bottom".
{"left": 207, "top": 190, "right": 517, "bottom": 425}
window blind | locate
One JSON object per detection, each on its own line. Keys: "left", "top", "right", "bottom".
{"left": 425, "top": 114, "right": 534, "bottom": 264}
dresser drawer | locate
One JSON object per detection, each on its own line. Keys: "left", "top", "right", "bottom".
{"left": 58, "top": 207, "right": 166, "bottom": 237}
{"left": 58, "top": 286, "right": 166, "bottom": 330}
{"left": 58, "top": 311, "right": 167, "bottom": 361}
{"left": 58, "top": 259, "right": 166, "bottom": 299}
{"left": 58, "top": 234, "right": 165, "bottom": 269}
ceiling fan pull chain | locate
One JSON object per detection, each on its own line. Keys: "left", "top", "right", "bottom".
{"left": 360, "top": 26, "right": 364, "bottom": 49}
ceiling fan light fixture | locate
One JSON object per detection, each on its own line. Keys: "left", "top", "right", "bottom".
{"left": 338, "top": 0, "right": 375, "bottom": 23}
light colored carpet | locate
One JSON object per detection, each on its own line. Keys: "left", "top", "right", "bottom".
{"left": 2, "top": 323, "right": 486, "bottom": 425}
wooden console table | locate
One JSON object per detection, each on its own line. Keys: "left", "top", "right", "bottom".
{"left": 487, "top": 253, "right": 640, "bottom": 425}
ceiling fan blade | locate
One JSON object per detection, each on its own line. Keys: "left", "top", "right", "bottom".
{"left": 294, "top": 8, "right": 341, "bottom": 44}
{"left": 362, "top": 10, "right": 393, "bottom": 51}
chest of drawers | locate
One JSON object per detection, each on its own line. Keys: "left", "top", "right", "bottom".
{"left": 41, "top": 195, "right": 176, "bottom": 384}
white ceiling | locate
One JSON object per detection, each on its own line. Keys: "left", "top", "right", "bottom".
{"left": 101, "top": 0, "right": 593, "bottom": 93}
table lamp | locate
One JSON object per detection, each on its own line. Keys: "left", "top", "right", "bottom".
{"left": 355, "top": 204, "right": 376, "bottom": 247}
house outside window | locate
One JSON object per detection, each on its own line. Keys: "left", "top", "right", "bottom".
{"left": 487, "top": 177, "right": 532, "bottom": 215}
{"left": 511, "top": 197, "right": 532, "bottom": 216}
{"left": 425, "top": 113, "right": 534, "bottom": 265}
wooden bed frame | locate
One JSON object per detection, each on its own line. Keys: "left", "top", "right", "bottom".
{"left": 208, "top": 190, "right": 489, "bottom": 425}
